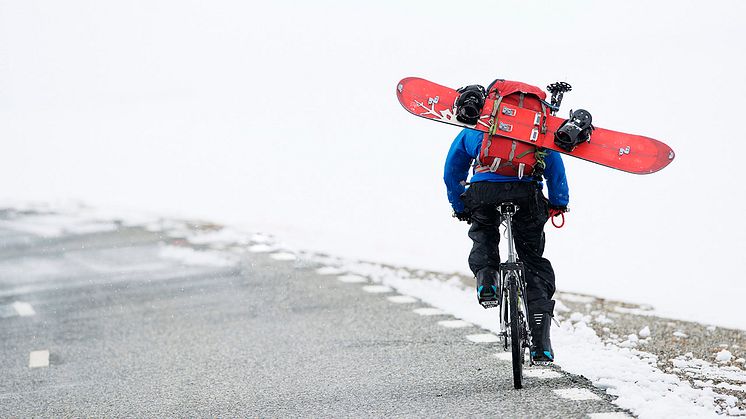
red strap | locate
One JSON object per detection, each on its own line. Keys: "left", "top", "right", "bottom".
{"left": 551, "top": 212, "right": 565, "bottom": 228}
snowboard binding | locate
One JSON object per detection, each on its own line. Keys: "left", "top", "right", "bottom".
{"left": 546, "top": 82, "right": 572, "bottom": 115}
{"left": 455, "top": 85, "right": 486, "bottom": 125}
{"left": 554, "top": 109, "right": 594, "bottom": 152}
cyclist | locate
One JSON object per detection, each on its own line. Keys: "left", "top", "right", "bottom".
{"left": 444, "top": 127, "right": 569, "bottom": 363}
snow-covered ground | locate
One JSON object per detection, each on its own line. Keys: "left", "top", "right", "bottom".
{"left": 1, "top": 1, "right": 745, "bottom": 330}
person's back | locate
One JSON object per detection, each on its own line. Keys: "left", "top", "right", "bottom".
{"left": 444, "top": 126, "right": 569, "bottom": 363}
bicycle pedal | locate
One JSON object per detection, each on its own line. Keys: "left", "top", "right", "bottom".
{"left": 480, "top": 300, "right": 500, "bottom": 309}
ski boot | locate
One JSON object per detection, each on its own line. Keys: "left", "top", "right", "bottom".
{"left": 476, "top": 269, "right": 499, "bottom": 309}
{"left": 530, "top": 312, "right": 554, "bottom": 364}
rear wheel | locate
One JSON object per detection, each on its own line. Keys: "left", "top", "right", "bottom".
{"left": 508, "top": 275, "right": 524, "bottom": 389}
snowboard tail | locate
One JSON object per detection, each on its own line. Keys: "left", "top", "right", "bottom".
{"left": 396, "top": 77, "right": 675, "bottom": 174}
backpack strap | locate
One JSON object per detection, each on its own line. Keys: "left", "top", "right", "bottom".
{"left": 516, "top": 149, "right": 535, "bottom": 159}
{"left": 488, "top": 96, "right": 504, "bottom": 136}
{"left": 481, "top": 135, "right": 492, "bottom": 163}
{"left": 533, "top": 148, "right": 548, "bottom": 179}
{"left": 489, "top": 157, "right": 502, "bottom": 172}
{"left": 486, "top": 78, "right": 503, "bottom": 98}
{"left": 539, "top": 102, "right": 548, "bottom": 134}
{"left": 507, "top": 141, "right": 517, "bottom": 163}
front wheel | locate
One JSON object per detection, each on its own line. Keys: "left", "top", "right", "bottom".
{"left": 508, "top": 275, "right": 524, "bottom": 389}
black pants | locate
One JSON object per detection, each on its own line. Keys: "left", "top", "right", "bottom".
{"left": 460, "top": 181, "right": 556, "bottom": 314}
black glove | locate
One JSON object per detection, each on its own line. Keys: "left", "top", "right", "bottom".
{"left": 453, "top": 209, "right": 472, "bottom": 224}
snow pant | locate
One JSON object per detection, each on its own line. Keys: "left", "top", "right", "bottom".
{"left": 460, "top": 181, "right": 556, "bottom": 315}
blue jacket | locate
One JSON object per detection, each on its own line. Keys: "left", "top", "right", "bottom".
{"left": 444, "top": 129, "right": 569, "bottom": 213}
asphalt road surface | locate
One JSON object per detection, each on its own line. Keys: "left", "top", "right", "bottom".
{"left": 0, "top": 210, "right": 630, "bottom": 417}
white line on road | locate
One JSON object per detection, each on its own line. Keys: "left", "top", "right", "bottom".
{"left": 466, "top": 333, "right": 500, "bottom": 343}
{"left": 248, "top": 244, "right": 273, "bottom": 253}
{"left": 362, "top": 285, "right": 393, "bottom": 293}
{"left": 587, "top": 413, "right": 633, "bottom": 419}
{"left": 494, "top": 352, "right": 512, "bottom": 361}
{"left": 387, "top": 295, "right": 418, "bottom": 304}
{"left": 29, "top": 350, "right": 49, "bottom": 368}
{"left": 12, "top": 302, "right": 35, "bottom": 317}
{"left": 413, "top": 308, "right": 447, "bottom": 316}
{"left": 437, "top": 320, "right": 472, "bottom": 328}
{"left": 337, "top": 274, "right": 367, "bottom": 283}
{"left": 553, "top": 388, "right": 601, "bottom": 401}
{"left": 316, "top": 266, "right": 344, "bottom": 275}
{"left": 269, "top": 252, "right": 297, "bottom": 261}
{"left": 524, "top": 369, "right": 562, "bottom": 379}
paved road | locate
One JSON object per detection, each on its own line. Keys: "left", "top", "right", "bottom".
{"left": 0, "top": 210, "right": 629, "bottom": 417}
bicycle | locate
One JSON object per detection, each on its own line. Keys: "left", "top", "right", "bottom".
{"left": 495, "top": 202, "right": 533, "bottom": 389}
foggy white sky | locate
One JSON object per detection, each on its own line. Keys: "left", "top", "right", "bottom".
{"left": 1, "top": 0, "right": 745, "bottom": 328}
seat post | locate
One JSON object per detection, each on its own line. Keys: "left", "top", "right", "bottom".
{"left": 497, "top": 203, "right": 519, "bottom": 263}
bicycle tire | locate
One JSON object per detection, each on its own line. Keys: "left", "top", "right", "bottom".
{"left": 508, "top": 275, "right": 524, "bottom": 389}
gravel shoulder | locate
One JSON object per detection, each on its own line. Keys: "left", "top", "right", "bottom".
{"left": 553, "top": 290, "right": 746, "bottom": 412}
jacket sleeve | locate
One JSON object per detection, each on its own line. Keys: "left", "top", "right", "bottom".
{"left": 542, "top": 151, "right": 570, "bottom": 207}
{"left": 444, "top": 129, "right": 476, "bottom": 213}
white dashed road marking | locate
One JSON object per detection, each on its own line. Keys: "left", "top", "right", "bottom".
{"left": 316, "top": 266, "right": 344, "bottom": 275}
{"left": 269, "top": 252, "right": 296, "bottom": 261}
{"left": 437, "top": 320, "right": 472, "bottom": 328}
{"left": 387, "top": 295, "right": 418, "bottom": 304}
{"left": 553, "top": 388, "right": 601, "bottom": 401}
{"left": 362, "top": 285, "right": 393, "bottom": 293}
{"left": 524, "top": 368, "right": 563, "bottom": 379}
{"left": 587, "top": 413, "right": 633, "bottom": 419}
{"left": 466, "top": 333, "right": 500, "bottom": 343}
{"left": 337, "top": 274, "right": 367, "bottom": 283}
{"left": 412, "top": 308, "right": 446, "bottom": 316}
{"left": 29, "top": 350, "right": 50, "bottom": 368}
{"left": 248, "top": 244, "right": 273, "bottom": 253}
{"left": 494, "top": 352, "right": 512, "bottom": 361}
{"left": 12, "top": 302, "right": 35, "bottom": 316}
{"left": 250, "top": 233, "right": 272, "bottom": 243}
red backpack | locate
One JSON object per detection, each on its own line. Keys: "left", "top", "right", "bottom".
{"left": 475, "top": 79, "right": 549, "bottom": 179}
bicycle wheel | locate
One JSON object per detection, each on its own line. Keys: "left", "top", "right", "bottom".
{"left": 508, "top": 275, "right": 524, "bottom": 389}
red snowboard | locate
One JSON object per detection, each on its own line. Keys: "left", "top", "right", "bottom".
{"left": 396, "top": 77, "right": 675, "bottom": 174}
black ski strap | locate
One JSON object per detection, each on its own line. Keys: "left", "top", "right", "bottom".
{"left": 486, "top": 78, "right": 503, "bottom": 98}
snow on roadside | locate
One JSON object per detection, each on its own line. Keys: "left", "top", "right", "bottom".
{"left": 314, "top": 258, "right": 735, "bottom": 419}
{"left": 185, "top": 227, "right": 252, "bottom": 246}
{"left": 0, "top": 214, "right": 118, "bottom": 237}
{"left": 158, "top": 245, "right": 237, "bottom": 267}
{"left": 673, "top": 353, "right": 746, "bottom": 384}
